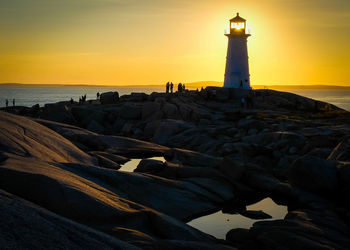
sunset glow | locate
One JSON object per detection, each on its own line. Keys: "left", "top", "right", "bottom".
{"left": 0, "top": 0, "right": 349, "bottom": 86}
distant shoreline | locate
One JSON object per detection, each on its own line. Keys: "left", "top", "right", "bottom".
{"left": 1, "top": 82, "right": 350, "bottom": 90}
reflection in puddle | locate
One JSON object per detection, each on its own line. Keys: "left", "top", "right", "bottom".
{"left": 187, "top": 198, "right": 287, "bottom": 239}
{"left": 120, "top": 157, "right": 166, "bottom": 172}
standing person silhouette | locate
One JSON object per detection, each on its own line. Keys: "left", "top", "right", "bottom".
{"left": 13, "top": 99, "right": 15, "bottom": 107}
{"left": 170, "top": 82, "right": 173, "bottom": 94}
{"left": 5, "top": 99, "right": 8, "bottom": 107}
{"left": 183, "top": 84, "right": 186, "bottom": 91}
{"left": 241, "top": 97, "right": 245, "bottom": 108}
{"left": 166, "top": 82, "right": 170, "bottom": 93}
{"left": 178, "top": 83, "right": 182, "bottom": 93}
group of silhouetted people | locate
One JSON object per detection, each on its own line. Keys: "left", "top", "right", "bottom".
{"left": 69, "top": 92, "right": 101, "bottom": 106}
{"left": 165, "top": 82, "right": 186, "bottom": 94}
{"left": 165, "top": 82, "right": 173, "bottom": 93}
{"left": 178, "top": 83, "right": 186, "bottom": 92}
{"left": 4, "top": 99, "right": 15, "bottom": 107}
{"left": 79, "top": 94, "right": 87, "bottom": 105}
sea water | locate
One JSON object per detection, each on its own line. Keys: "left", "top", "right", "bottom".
{"left": 0, "top": 85, "right": 349, "bottom": 111}
{"left": 0, "top": 85, "right": 163, "bottom": 108}
{"left": 285, "top": 89, "right": 350, "bottom": 111}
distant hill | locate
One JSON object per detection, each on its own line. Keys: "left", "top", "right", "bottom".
{"left": 185, "top": 82, "right": 350, "bottom": 90}
{"left": 252, "top": 85, "right": 350, "bottom": 90}
{"left": 182, "top": 82, "right": 350, "bottom": 90}
{"left": 1, "top": 82, "right": 349, "bottom": 90}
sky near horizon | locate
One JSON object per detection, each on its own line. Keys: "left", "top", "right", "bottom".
{"left": 0, "top": 0, "right": 349, "bottom": 86}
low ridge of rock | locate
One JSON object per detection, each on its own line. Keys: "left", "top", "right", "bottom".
{"left": 289, "top": 156, "right": 337, "bottom": 194}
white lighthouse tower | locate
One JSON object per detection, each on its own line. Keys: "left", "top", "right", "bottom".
{"left": 223, "top": 13, "right": 251, "bottom": 89}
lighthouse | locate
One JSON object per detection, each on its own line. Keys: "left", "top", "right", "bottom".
{"left": 223, "top": 13, "right": 251, "bottom": 89}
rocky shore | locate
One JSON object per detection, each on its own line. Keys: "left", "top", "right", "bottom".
{"left": 1, "top": 88, "right": 350, "bottom": 249}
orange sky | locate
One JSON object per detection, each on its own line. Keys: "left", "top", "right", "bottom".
{"left": 0, "top": 0, "right": 349, "bottom": 86}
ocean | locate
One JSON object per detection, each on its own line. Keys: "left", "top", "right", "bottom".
{"left": 0, "top": 86, "right": 349, "bottom": 111}
{"left": 282, "top": 89, "right": 350, "bottom": 111}
{"left": 0, "top": 85, "right": 163, "bottom": 108}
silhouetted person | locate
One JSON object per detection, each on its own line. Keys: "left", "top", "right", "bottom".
{"left": 13, "top": 99, "right": 15, "bottom": 107}
{"left": 201, "top": 87, "right": 204, "bottom": 92}
{"left": 97, "top": 92, "right": 100, "bottom": 100}
{"left": 81, "top": 94, "right": 86, "bottom": 104}
{"left": 241, "top": 97, "right": 245, "bottom": 108}
{"left": 170, "top": 82, "right": 174, "bottom": 93}
{"left": 178, "top": 83, "right": 182, "bottom": 93}
{"left": 166, "top": 82, "right": 170, "bottom": 93}
{"left": 70, "top": 98, "right": 74, "bottom": 104}
{"left": 240, "top": 80, "right": 243, "bottom": 88}
{"left": 5, "top": 99, "right": 8, "bottom": 107}
{"left": 183, "top": 84, "right": 186, "bottom": 91}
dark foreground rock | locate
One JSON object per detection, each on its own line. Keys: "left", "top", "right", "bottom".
{"left": 227, "top": 209, "right": 350, "bottom": 250}
{"left": 288, "top": 156, "right": 337, "bottom": 194}
{"left": 0, "top": 189, "right": 138, "bottom": 250}
{"left": 0, "top": 111, "right": 97, "bottom": 166}
{"left": 35, "top": 118, "right": 170, "bottom": 158}
{"left": 1, "top": 88, "right": 350, "bottom": 249}
{"left": 328, "top": 135, "right": 350, "bottom": 162}
{"left": 0, "top": 111, "right": 235, "bottom": 249}
{"left": 100, "top": 91, "right": 119, "bottom": 105}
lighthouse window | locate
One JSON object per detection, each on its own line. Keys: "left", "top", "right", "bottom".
{"left": 231, "top": 22, "right": 244, "bottom": 29}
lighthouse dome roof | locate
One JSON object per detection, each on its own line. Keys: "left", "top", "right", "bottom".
{"left": 230, "top": 13, "right": 246, "bottom": 22}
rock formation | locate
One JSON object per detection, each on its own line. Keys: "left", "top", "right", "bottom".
{"left": 1, "top": 88, "right": 350, "bottom": 249}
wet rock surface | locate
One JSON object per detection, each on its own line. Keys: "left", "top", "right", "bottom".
{"left": 1, "top": 88, "right": 350, "bottom": 249}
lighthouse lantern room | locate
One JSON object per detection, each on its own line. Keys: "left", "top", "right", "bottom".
{"left": 230, "top": 13, "right": 246, "bottom": 33}
{"left": 224, "top": 13, "right": 251, "bottom": 89}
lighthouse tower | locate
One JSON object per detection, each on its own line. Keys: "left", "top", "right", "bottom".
{"left": 223, "top": 13, "right": 251, "bottom": 89}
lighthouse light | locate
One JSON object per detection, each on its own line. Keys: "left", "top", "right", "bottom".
{"left": 231, "top": 22, "right": 245, "bottom": 30}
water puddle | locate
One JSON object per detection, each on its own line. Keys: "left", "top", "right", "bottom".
{"left": 120, "top": 157, "right": 166, "bottom": 172}
{"left": 187, "top": 198, "right": 287, "bottom": 239}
